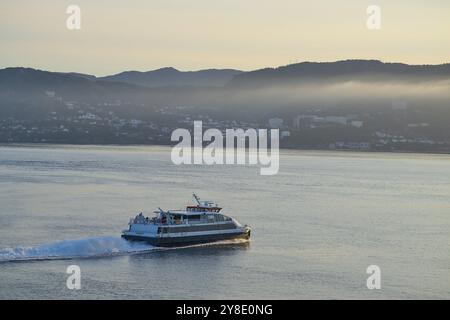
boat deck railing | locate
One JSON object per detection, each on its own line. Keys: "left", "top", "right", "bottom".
{"left": 130, "top": 217, "right": 228, "bottom": 226}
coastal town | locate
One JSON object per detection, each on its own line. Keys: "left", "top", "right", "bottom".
{"left": 1, "top": 90, "right": 449, "bottom": 153}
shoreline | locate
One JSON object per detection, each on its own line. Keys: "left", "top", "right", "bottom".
{"left": 1, "top": 142, "right": 450, "bottom": 156}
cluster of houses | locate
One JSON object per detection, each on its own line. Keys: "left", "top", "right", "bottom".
{"left": 0, "top": 91, "right": 445, "bottom": 151}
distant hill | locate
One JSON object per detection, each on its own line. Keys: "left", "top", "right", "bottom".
{"left": 99, "top": 67, "right": 243, "bottom": 87}
{"left": 0, "top": 67, "right": 146, "bottom": 97}
{"left": 58, "top": 72, "right": 97, "bottom": 81}
{"left": 0, "top": 67, "right": 93, "bottom": 88}
{"left": 1, "top": 60, "right": 449, "bottom": 111}
{"left": 4, "top": 61, "right": 449, "bottom": 93}
{"left": 227, "top": 60, "right": 450, "bottom": 88}
{"left": 0, "top": 67, "right": 224, "bottom": 113}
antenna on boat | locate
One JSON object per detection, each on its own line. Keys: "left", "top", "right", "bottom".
{"left": 193, "top": 193, "right": 201, "bottom": 206}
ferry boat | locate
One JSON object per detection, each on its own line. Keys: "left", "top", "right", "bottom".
{"left": 121, "top": 194, "right": 251, "bottom": 247}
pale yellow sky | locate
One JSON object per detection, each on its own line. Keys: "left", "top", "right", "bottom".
{"left": 1, "top": 0, "right": 449, "bottom": 76}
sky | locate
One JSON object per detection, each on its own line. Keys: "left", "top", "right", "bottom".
{"left": 1, "top": 0, "right": 449, "bottom": 76}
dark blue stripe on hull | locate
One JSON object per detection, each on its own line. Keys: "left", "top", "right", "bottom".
{"left": 122, "top": 232, "right": 250, "bottom": 247}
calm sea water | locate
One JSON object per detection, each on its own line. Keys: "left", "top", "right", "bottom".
{"left": 0, "top": 145, "right": 449, "bottom": 299}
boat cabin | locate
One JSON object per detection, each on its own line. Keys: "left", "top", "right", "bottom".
{"left": 129, "top": 194, "right": 231, "bottom": 226}
{"left": 186, "top": 194, "right": 222, "bottom": 212}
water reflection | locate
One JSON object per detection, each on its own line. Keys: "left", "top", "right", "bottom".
{"left": 130, "top": 240, "right": 251, "bottom": 261}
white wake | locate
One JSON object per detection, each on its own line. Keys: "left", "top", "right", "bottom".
{"left": 0, "top": 236, "right": 156, "bottom": 262}
{"left": 0, "top": 236, "right": 250, "bottom": 262}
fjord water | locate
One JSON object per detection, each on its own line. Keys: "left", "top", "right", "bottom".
{"left": 0, "top": 145, "right": 449, "bottom": 299}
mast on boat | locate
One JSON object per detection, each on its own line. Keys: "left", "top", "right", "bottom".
{"left": 193, "top": 193, "right": 201, "bottom": 206}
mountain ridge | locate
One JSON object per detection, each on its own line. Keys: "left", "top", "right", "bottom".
{"left": 3, "top": 59, "right": 450, "bottom": 90}
{"left": 98, "top": 67, "right": 243, "bottom": 88}
{"left": 226, "top": 59, "right": 450, "bottom": 88}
